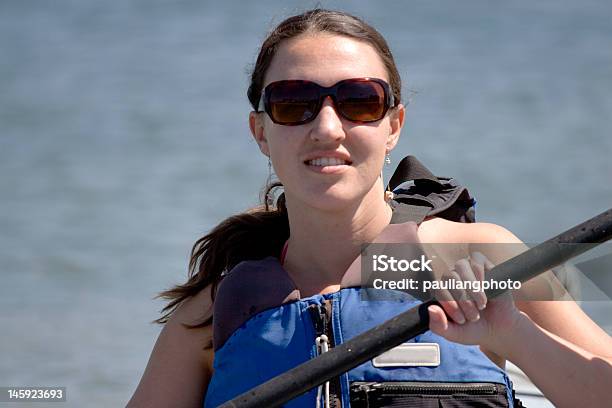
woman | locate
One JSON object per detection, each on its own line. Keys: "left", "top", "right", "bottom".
{"left": 127, "top": 9, "right": 612, "bottom": 408}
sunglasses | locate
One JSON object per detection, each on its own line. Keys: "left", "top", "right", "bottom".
{"left": 257, "top": 77, "right": 396, "bottom": 126}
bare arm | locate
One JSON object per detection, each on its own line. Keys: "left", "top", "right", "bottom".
{"left": 419, "top": 218, "right": 612, "bottom": 357}
{"left": 429, "top": 298, "right": 612, "bottom": 408}
{"left": 474, "top": 222, "right": 612, "bottom": 357}
{"left": 127, "top": 286, "right": 214, "bottom": 408}
{"left": 423, "top": 218, "right": 612, "bottom": 406}
{"left": 501, "top": 311, "right": 612, "bottom": 408}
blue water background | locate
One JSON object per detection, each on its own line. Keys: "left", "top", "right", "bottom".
{"left": 1, "top": 0, "right": 611, "bottom": 406}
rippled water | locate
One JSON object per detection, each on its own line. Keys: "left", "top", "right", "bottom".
{"left": 1, "top": 0, "right": 610, "bottom": 406}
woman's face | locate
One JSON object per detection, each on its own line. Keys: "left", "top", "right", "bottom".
{"left": 250, "top": 33, "right": 405, "bottom": 212}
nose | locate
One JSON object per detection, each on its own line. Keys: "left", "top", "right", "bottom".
{"left": 309, "top": 96, "right": 346, "bottom": 143}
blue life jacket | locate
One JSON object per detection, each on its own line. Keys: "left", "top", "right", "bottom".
{"left": 204, "top": 157, "right": 517, "bottom": 407}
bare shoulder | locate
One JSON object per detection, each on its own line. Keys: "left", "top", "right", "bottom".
{"left": 417, "top": 217, "right": 527, "bottom": 273}
{"left": 127, "top": 285, "right": 215, "bottom": 408}
{"left": 418, "top": 217, "right": 522, "bottom": 244}
{"left": 174, "top": 284, "right": 215, "bottom": 327}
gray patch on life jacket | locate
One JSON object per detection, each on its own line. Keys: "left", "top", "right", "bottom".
{"left": 372, "top": 342, "right": 440, "bottom": 367}
{"left": 212, "top": 257, "right": 300, "bottom": 351}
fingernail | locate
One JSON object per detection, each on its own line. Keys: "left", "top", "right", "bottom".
{"left": 470, "top": 313, "right": 480, "bottom": 322}
{"left": 455, "top": 316, "right": 466, "bottom": 324}
{"left": 477, "top": 301, "right": 486, "bottom": 311}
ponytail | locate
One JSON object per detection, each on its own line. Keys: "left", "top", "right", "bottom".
{"left": 154, "top": 183, "right": 289, "bottom": 337}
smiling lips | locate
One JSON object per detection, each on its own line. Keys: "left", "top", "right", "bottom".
{"left": 306, "top": 157, "right": 350, "bottom": 166}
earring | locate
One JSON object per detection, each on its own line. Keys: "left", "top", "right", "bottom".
{"left": 383, "top": 153, "right": 394, "bottom": 202}
{"left": 268, "top": 157, "right": 272, "bottom": 178}
{"left": 266, "top": 157, "right": 275, "bottom": 208}
{"left": 385, "top": 188, "right": 394, "bottom": 202}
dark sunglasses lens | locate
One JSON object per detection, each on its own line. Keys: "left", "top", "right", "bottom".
{"left": 337, "top": 81, "right": 386, "bottom": 122}
{"left": 267, "top": 82, "right": 319, "bottom": 124}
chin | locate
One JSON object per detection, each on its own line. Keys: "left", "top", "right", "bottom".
{"left": 283, "top": 175, "right": 376, "bottom": 213}
{"left": 300, "top": 188, "right": 365, "bottom": 213}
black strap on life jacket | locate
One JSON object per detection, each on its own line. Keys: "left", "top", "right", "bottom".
{"left": 386, "top": 156, "right": 476, "bottom": 225}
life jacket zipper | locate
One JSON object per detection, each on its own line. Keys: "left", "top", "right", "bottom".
{"left": 351, "top": 380, "right": 501, "bottom": 395}
{"left": 314, "top": 334, "right": 330, "bottom": 408}
{"left": 308, "top": 300, "right": 342, "bottom": 408}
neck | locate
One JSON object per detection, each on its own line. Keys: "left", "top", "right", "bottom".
{"left": 282, "top": 179, "right": 392, "bottom": 295}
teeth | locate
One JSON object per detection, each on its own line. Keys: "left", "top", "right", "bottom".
{"left": 307, "top": 157, "right": 348, "bottom": 166}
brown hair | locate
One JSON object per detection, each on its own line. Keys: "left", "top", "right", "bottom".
{"left": 247, "top": 9, "right": 402, "bottom": 110}
{"left": 155, "top": 9, "right": 403, "bottom": 346}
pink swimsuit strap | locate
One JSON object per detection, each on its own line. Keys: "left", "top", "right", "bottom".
{"left": 279, "top": 240, "right": 289, "bottom": 266}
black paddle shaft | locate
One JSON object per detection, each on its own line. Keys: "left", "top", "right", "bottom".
{"left": 220, "top": 208, "right": 612, "bottom": 408}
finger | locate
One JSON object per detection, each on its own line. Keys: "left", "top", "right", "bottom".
{"left": 435, "top": 284, "right": 466, "bottom": 324}
{"left": 483, "top": 255, "right": 495, "bottom": 272}
{"left": 447, "top": 269, "right": 470, "bottom": 304}
{"left": 469, "top": 252, "right": 487, "bottom": 281}
{"left": 450, "top": 266, "right": 481, "bottom": 322}
{"left": 458, "top": 257, "right": 487, "bottom": 310}
{"left": 438, "top": 299, "right": 466, "bottom": 325}
{"left": 457, "top": 299, "right": 480, "bottom": 322}
{"left": 428, "top": 305, "right": 463, "bottom": 342}
{"left": 435, "top": 275, "right": 466, "bottom": 324}
{"left": 428, "top": 304, "right": 448, "bottom": 332}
